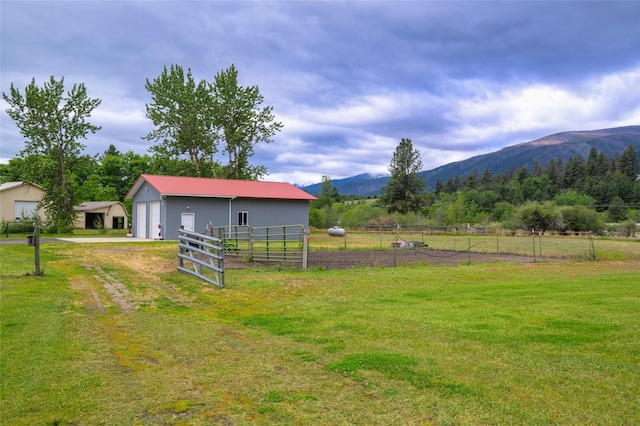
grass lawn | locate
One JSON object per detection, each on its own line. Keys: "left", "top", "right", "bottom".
{"left": 1, "top": 241, "right": 639, "bottom": 425}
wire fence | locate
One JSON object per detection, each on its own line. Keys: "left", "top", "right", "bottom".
{"left": 310, "top": 228, "right": 639, "bottom": 262}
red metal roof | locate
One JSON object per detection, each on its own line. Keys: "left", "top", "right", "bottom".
{"left": 126, "top": 174, "right": 316, "bottom": 201}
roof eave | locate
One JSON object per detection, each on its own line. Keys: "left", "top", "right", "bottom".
{"left": 163, "top": 194, "right": 236, "bottom": 199}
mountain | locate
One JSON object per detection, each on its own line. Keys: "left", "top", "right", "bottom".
{"left": 302, "top": 173, "right": 389, "bottom": 197}
{"left": 302, "top": 125, "right": 640, "bottom": 197}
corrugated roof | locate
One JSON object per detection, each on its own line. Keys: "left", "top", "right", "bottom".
{"left": 74, "top": 201, "right": 122, "bottom": 211}
{"left": 126, "top": 174, "right": 316, "bottom": 201}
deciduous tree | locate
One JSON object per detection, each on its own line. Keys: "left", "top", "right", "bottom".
{"left": 3, "top": 76, "right": 101, "bottom": 231}
{"left": 144, "top": 65, "right": 218, "bottom": 177}
{"left": 211, "top": 64, "right": 283, "bottom": 180}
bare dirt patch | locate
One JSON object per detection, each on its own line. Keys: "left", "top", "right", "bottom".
{"left": 306, "top": 249, "right": 535, "bottom": 269}
{"left": 224, "top": 248, "right": 536, "bottom": 270}
{"left": 85, "top": 264, "right": 136, "bottom": 313}
{"left": 79, "top": 245, "right": 191, "bottom": 306}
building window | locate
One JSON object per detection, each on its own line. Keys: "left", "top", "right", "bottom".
{"left": 237, "top": 211, "right": 248, "bottom": 226}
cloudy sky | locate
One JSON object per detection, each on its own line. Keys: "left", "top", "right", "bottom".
{"left": 2, "top": 1, "right": 640, "bottom": 185}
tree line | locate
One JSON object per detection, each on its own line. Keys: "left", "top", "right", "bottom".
{"left": 2, "top": 66, "right": 281, "bottom": 232}
{"left": 311, "top": 139, "right": 640, "bottom": 236}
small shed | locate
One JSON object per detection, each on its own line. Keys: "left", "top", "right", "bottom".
{"left": 0, "top": 181, "right": 46, "bottom": 222}
{"left": 73, "top": 201, "right": 129, "bottom": 230}
{"left": 125, "top": 174, "right": 316, "bottom": 240}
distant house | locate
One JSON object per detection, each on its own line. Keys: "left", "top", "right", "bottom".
{"left": 73, "top": 201, "right": 129, "bottom": 230}
{"left": 125, "top": 174, "right": 316, "bottom": 240}
{"left": 0, "top": 182, "right": 46, "bottom": 222}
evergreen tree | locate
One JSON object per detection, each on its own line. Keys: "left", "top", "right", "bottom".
{"left": 586, "top": 147, "right": 599, "bottom": 178}
{"left": 610, "top": 152, "right": 620, "bottom": 173}
{"left": 434, "top": 178, "right": 443, "bottom": 195}
{"left": 532, "top": 159, "right": 545, "bottom": 177}
{"left": 596, "top": 151, "right": 610, "bottom": 176}
{"left": 546, "top": 158, "right": 562, "bottom": 186}
{"left": 619, "top": 145, "right": 638, "bottom": 180}
{"left": 480, "top": 167, "right": 493, "bottom": 187}
{"left": 515, "top": 166, "right": 530, "bottom": 184}
{"left": 379, "top": 138, "right": 426, "bottom": 214}
{"left": 563, "top": 155, "right": 586, "bottom": 190}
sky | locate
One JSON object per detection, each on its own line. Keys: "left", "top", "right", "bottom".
{"left": 2, "top": 1, "right": 640, "bottom": 186}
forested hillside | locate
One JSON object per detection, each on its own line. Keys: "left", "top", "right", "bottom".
{"left": 304, "top": 126, "right": 640, "bottom": 197}
{"left": 309, "top": 144, "right": 639, "bottom": 236}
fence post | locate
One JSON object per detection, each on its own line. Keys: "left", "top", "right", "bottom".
{"left": 303, "top": 227, "right": 308, "bottom": 269}
{"left": 468, "top": 236, "right": 471, "bottom": 264}
{"left": 532, "top": 235, "right": 537, "bottom": 262}
{"left": 249, "top": 225, "right": 254, "bottom": 259}
{"left": 283, "top": 225, "right": 287, "bottom": 261}
{"left": 538, "top": 235, "right": 542, "bottom": 258}
{"left": 34, "top": 223, "right": 41, "bottom": 276}
{"left": 178, "top": 230, "right": 184, "bottom": 269}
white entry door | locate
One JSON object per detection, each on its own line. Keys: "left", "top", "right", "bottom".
{"left": 149, "top": 201, "right": 161, "bottom": 239}
{"left": 181, "top": 213, "right": 195, "bottom": 232}
{"left": 136, "top": 202, "right": 147, "bottom": 239}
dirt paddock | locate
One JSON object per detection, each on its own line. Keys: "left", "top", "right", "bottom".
{"left": 228, "top": 248, "right": 536, "bottom": 270}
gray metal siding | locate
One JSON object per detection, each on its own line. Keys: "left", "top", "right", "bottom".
{"left": 231, "top": 199, "right": 309, "bottom": 228}
{"left": 164, "top": 196, "right": 231, "bottom": 240}
{"left": 131, "top": 185, "right": 310, "bottom": 240}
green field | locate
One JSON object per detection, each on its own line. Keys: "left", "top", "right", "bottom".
{"left": 1, "top": 241, "right": 639, "bottom": 425}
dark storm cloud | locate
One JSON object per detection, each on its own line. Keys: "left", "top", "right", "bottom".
{"left": 2, "top": 1, "right": 640, "bottom": 185}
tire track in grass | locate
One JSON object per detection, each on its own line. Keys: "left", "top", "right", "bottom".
{"left": 87, "top": 246, "right": 192, "bottom": 308}
{"left": 84, "top": 264, "right": 136, "bottom": 313}
{"left": 69, "top": 277, "right": 106, "bottom": 314}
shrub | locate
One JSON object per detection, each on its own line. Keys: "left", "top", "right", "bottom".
{"left": 517, "top": 201, "right": 563, "bottom": 234}
{"left": 561, "top": 205, "right": 603, "bottom": 234}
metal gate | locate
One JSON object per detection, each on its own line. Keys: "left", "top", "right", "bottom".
{"left": 216, "top": 224, "right": 308, "bottom": 269}
{"left": 177, "top": 229, "right": 224, "bottom": 287}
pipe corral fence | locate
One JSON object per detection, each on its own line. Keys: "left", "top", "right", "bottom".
{"left": 213, "top": 224, "right": 309, "bottom": 269}
{"left": 176, "top": 224, "right": 308, "bottom": 287}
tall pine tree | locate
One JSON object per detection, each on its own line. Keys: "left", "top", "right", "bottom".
{"left": 379, "top": 138, "right": 427, "bottom": 214}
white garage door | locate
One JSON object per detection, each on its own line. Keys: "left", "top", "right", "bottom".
{"left": 136, "top": 202, "right": 147, "bottom": 239}
{"left": 14, "top": 201, "right": 38, "bottom": 219}
{"left": 149, "top": 201, "right": 161, "bottom": 239}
